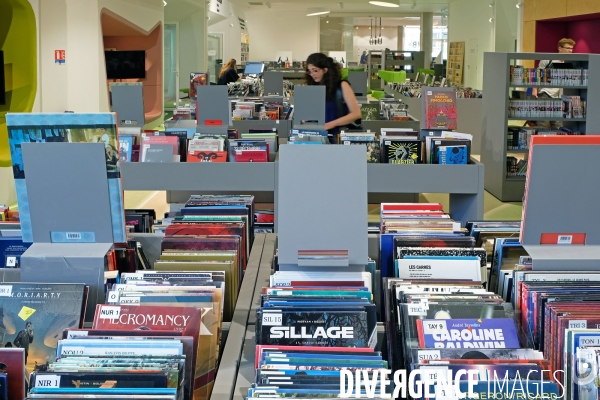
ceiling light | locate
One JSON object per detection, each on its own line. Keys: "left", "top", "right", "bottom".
{"left": 516, "top": 1, "right": 522, "bottom": 7}
{"left": 489, "top": 1, "right": 494, "bottom": 7}
{"left": 306, "top": 7, "right": 330, "bottom": 16}
{"left": 489, "top": 17, "right": 493, "bottom": 22}
{"left": 163, "top": 0, "right": 167, "bottom": 5}
{"left": 326, "top": 20, "right": 329, "bottom": 23}
{"left": 369, "top": 1, "right": 399, "bottom": 7}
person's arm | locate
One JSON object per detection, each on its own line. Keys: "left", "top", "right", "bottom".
{"left": 227, "top": 69, "right": 239, "bottom": 83}
{"left": 325, "top": 81, "right": 362, "bottom": 131}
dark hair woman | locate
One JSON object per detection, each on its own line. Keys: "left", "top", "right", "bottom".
{"left": 305, "top": 53, "right": 361, "bottom": 141}
{"left": 217, "top": 58, "right": 240, "bottom": 85}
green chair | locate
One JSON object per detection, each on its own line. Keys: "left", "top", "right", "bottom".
{"left": 377, "top": 70, "right": 406, "bottom": 83}
{"left": 418, "top": 68, "right": 435, "bottom": 76}
{"left": 371, "top": 90, "right": 386, "bottom": 100}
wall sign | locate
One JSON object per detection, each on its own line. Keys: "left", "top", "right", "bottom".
{"left": 54, "top": 50, "right": 65, "bottom": 64}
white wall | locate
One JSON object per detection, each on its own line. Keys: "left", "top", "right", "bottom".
{"left": 245, "top": 9, "right": 319, "bottom": 62}
{"left": 495, "top": 0, "right": 519, "bottom": 53}
{"left": 35, "top": 0, "right": 163, "bottom": 113}
{"left": 179, "top": 9, "right": 207, "bottom": 89}
{"left": 209, "top": 1, "right": 245, "bottom": 65}
{"left": 448, "top": 0, "right": 495, "bottom": 89}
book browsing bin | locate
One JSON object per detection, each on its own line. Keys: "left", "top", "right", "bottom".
{"left": 481, "top": 52, "right": 600, "bottom": 201}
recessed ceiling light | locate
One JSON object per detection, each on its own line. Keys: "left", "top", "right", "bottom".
{"left": 369, "top": 1, "right": 399, "bottom": 7}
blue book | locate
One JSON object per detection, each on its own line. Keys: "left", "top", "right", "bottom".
{"left": 437, "top": 145, "right": 467, "bottom": 164}
{"left": 118, "top": 135, "right": 134, "bottom": 162}
{"left": 0, "top": 236, "right": 31, "bottom": 268}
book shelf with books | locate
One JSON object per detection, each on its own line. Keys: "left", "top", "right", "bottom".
{"left": 367, "top": 50, "right": 383, "bottom": 89}
{"left": 446, "top": 41, "right": 465, "bottom": 85}
{"left": 481, "top": 52, "right": 600, "bottom": 202}
{"left": 384, "top": 50, "right": 424, "bottom": 81}
{"left": 240, "top": 42, "right": 249, "bottom": 64}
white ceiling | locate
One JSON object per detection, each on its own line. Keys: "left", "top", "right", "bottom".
{"left": 232, "top": 0, "right": 453, "bottom": 14}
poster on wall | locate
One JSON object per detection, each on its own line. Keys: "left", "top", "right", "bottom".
{"left": 275, "top": 51, "right": 293, "bottom": 67}
{"left": 329, "top": 51, "right": 347, "bottom": 67}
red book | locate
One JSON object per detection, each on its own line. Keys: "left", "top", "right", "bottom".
{"left": 236, "top": 150, "right": 268, "bottom": 162}
{"left": 423, "top": 89, "right": 457, "bottom": 130}
{"left": 0, "top": 349, "right": 25, "bottom": 400}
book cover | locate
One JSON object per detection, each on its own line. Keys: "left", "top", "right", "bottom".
{"left": 382, "top": 138, "right": 423, "bottom": 164}
{"left": 0, "top": 237, "right": 31, "bottom": 268}
{"left": 0, "top": 283, "right": 86, "bottom": 375}
{"left": 236, "top": 150, "right": 268, "bottom": 162}
{"left": 0, "top": 349, "right": 25, "bottom": 400}
{"left": 423, "top": 90, "right": 457, "bottom": 130}
{"left": 92, "top": 304, "right": 207, "bottom": 399}
{"left": 118, "top": 135, "right": 134, "bottom": 163}
{"left": 437, "top": 145, "right": 468, "bottom": 164}
{"left": 189, "top": 73, "right": 208, "bottom": 99}
{"left": 6, "top": 113, "right": 127, "bottom": 243}
{"left": 360, "top": 104, "right": 380, "bottom": 121}
{"left": 417, "top": 318, "right": 521, "bottom": 349}
{"left": 140, "top": 135, "right": 179, "bottom": 161}
{"left": 164, "top": 130, "right": 190, "bottom": 162}
{"left": 143, "top": 144, "right": 176, "bottom": 163}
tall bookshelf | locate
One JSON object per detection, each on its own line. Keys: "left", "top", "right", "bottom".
{"left": 447, "top": 42, "right": 464, "bottom": 85}
{"left": 481, "top": 52, "right": 600, "bottom": 202}
{"left": 384, "top": 50, "right": 424, "bottom": 81}
{"left": 367, "top": 50, "right": 383, "bottom": 89}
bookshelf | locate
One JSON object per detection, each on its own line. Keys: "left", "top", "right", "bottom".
{"left": 367, "top": 50, "right": 383, "bottom": 90}
{"left": 481, "top": 52, "right": 600, "bottom": 202}
{"left": 240, "top": 42, "right": 249, "bottom": 64}
{"left": 384, "top": 50, "right": 424, "bottom": 81}
{"left": 447, "top": 42, "right": 464, "bottom": 86}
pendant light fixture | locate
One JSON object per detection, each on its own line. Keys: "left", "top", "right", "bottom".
{"left": 369, "top": 19, "right": 373, "bottom": 45}
{"left": 379, "top": 17, "right": 383, "bottom": 44}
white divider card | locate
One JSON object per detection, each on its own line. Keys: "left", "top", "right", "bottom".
{"left": 396, "top": 256, "right": 481, "bottom": 281}
{"left": 277, "top": 145, "right": 368, "bottom": 268}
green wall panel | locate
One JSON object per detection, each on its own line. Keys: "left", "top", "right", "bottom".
{"left": 0, "top": 0, "right": 37, "bottom": 167}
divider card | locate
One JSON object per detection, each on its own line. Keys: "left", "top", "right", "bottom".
{"left": 6, "top": 113, "right": 126, "bottom": 243}
{"left": 416, "top": 318, "right": 521, "bottom": 349}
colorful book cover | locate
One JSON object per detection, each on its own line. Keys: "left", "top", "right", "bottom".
{"left": 423, "top": 89, "right": 457, "bottom": 130}
{"left": 382, "top": 138, "right": 423, "bottom": 164}
{"left": 437, "top": 145, "right": 468, "bottom": 164}
{"left": 0, "top": 283, "right": 86, "bottom": 375}
{"left": 189, "top": 72, "right": 208, "bottom": 99}
{"left": 417, "top": 318, "right": 521, "bottom": 349}
{"left": 0, "top": 349, "right": 25, "bottom": 400}
{"left": 360, "top": 104, "right": 380, "bottom": 121}
{"left": 92, "top": 304, "right": 207, "bottom": 400}
{"left": 0, "top": 237, "right": 31, "bottom": 268}
{"left": 118, "top": 135, "right": 134, "bottom": 162}
{"left": 5, "top": 113, "right": 126, "bottom": 243}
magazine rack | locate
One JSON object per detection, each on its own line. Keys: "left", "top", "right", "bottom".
{"left": 292, "top": 85, "right": 326, "bottom": 132}
{"left": 521, "top": 141, "right": 600, "bottom": 270}
{"left": 110, "top": 82, "right": 145, "bottom": 128}
{"left": 196, "top": 85, "right": 229, "bottom": 135}
{"left": 263, "top": 72, "right": 284, "bottom": 96}
{"left": 18, "top": 143, "right": 115, "bottom": 322}
{"left": 276, "top": 145, "right": 368, "bottom": 271}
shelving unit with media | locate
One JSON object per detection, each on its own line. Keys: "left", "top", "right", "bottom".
{"left": 367, "top": 50, "right": 384, "bottom": 90}
{"left": 240, "top": 42, "right": 249, "bottom": 64}
{"left": 447, "top": 42, "right": 465, "bottom": 85}
{"left": 481, "top": 52, "right": 600, "bottom": 202}
{"left": 384, "top": 50, "right": 424, "bottom": 81}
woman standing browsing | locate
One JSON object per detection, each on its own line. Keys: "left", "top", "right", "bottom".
{"left": 217, "top": 58, "right": 240, "bottom": 85}
{"left": 305, "top": 53, "right": 362, "bottom": 143}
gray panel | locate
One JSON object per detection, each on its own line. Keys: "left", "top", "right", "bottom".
{"left": 348, "top": 71, "right": 368, "bottom": 96}
{"left": 111, "top": 84, "right": 145, "bottom": 128}
{"left": 22, "top": 143, "right": 114, "bottom": 243}
{"left": 277, "top": 145, "right": 368, "bottom": 266}
{"left": 482, "top": 52, "right": 510, "bottom": 200}
{"left": 587, "top": 54, "right": 600, "bottom": 134}
{"left": 196, "top": 85, "right": 230, "bottom": 129}
{"left": 367, "top": 162, "right": 481, "bottom": 194}
{"left": 293, "top": 85, "right": 326, "bottom": 129}
{"left": 20, "top": 242, "right": 112, "bottom": 323}
{"left": 524, "top": 245, "right": 600, "bottom": 271}
{"left": 263, "top": 72, "right": 284, "bottom": 96}
{"left": 521, "top": 145, "right": 600, "bottom": 245}
{"left": 121, "top": 162, "right": 275, "bottom": 191}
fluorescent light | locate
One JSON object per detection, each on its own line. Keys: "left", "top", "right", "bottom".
{"left": 369, "top": 1, "right": 399, "bottom": 7}
{"left": 306, "top": 7, "right": 330, "bottom": 16}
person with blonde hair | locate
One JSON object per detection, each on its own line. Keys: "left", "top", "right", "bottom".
{"left": 217, "top": 58, "right": 240, "bottom": 85}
